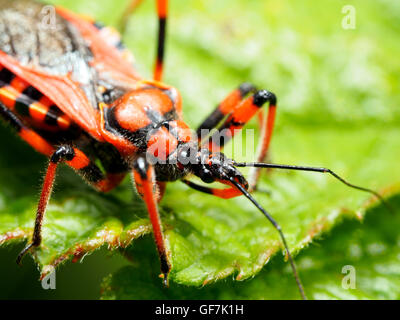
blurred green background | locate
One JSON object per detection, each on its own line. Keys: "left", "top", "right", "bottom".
{"left": 0, "top": 0, "right": 399, "bottom": 299}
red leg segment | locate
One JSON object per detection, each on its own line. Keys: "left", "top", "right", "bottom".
{"left": 16, "top": 161, "right": 57, "bottom": 263}
{"left": 183, "top": 179, "right": 243, "bottom": 200}
{"left": 196, "top": 83, "right": 257, "bottom": 142}
{"left": 207, "top": 90, "right": 277, "bottom": 152}
{"left": 15, "top": 145, "right": 126, "bottom": 264}
{"left": 247, "top": 102, "right": 277, "bottom": 190}
{"left": 118, "top": 0, "right": 169, "bottom": 82}
{"left": 133, "top": 155, "right": 170, "bottom": 285}
{"left": 199, "top": 88, "right": 277, "bottom": 191}
{"left": 154, "top": 0, "right": 168, "bottom": 81}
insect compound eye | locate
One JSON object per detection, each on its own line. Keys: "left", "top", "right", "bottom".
{"left": 198, "top": 166, "right": 215, "bottom": 184}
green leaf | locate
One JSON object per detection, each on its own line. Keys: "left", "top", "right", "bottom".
{"left": 0, "top": 124, "right": 153, "bottom": 271}
{"left": 1, "top": 121, "right": 398, "bottom": 283}
{"left": 0, "top": 0, "right": 399, "bottom": 294}
{"left": 161, "top": 124, "right": 400, "bottom": 286}
{"left": 100, "top": 195, "right": 400, "bottom": 300}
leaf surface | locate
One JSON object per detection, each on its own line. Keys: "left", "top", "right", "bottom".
{"left": 0, "top": 0, "right": 398, "bottom": 292}
{"left": 101, "top": 195, "right": 400, "bottom": 299}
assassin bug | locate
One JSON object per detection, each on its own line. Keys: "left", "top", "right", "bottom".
{"left": 0, "top": 0, "right": 387, "bottom": 300}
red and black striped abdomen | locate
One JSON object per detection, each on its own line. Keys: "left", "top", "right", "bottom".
{"left": 0, "top": 66, "right": 73, "bottom": 133}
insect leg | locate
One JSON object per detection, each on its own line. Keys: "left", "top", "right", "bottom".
{"left": 119, "top": 0, "right": 145, "bottom": 33}
{"left": 133, "top": 155, "right": 170, "bottom": 285}
{"left": 15, "top": 144, "right": 126, "bottom": 264}
{"left": 154, "top": 0, "right": 168, "bottom": 81}
{"left": 205, "top": 89, "right": 277, "bottom": 190}
{"left": 63, "top": 147, "right": 126, "bottom": 193}
{"left": 16, "top": 145, "right": 74, "bottom": 264}
{"left": 92, "top": 143, "right": 129, "bottom": 192}
{"left": 207, "top": 90, "right": 276, "bottom": 151}
{"left": 182, "top": 179, "right": 242, "bottom": 199}
{"left": 118, "top": 0, "right": 169, "bottom": 81}
{"left": 196, "top": 83, "right": 257, "bottom": 142}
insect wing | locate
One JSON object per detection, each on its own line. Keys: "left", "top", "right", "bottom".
{"left": 0, "top": 51, "right": 103, "bottom": 140}
{"left": 56, "top": 7, "right": 141, "bottom": 88}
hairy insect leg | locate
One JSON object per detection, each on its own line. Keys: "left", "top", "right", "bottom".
{"left": 15, "top": 145, "right": 126, "bottom": 264}
{"left": 16, "top": 146, "right": 73, "bottom": 264}
{"left": 203, "top": 89, "right": 277, "bottom": 190}
{"left": 133, "top": 155, "right": 171, "bottom": 286}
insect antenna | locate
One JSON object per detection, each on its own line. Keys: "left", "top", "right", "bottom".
{"left": 233, "top": 162, "right": 392, "bottom": 212}
{"left": 229, "top": 177, "right": 307, "bottom": 300}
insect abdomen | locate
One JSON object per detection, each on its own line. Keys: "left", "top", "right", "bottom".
{"left": 0, "top": 66, "right": 72, "bottom": 132}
